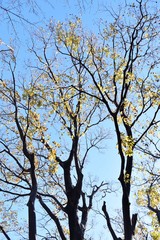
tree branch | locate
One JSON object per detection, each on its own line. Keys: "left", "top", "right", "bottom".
{"left": 102, "top": 201, "right": 121, "bottom": 240}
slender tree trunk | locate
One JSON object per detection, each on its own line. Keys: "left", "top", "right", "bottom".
{"left": 28, "top": 199, "right": 36, "bottom": 240}
{"left": 27, "top": 153, "right": 37, "bottom": 240}
{"left": 122, "top": 190, "right": 132, "bottom": 240}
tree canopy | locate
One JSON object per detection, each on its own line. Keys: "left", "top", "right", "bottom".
{"left": 0, "top": 0, "right": 160, "bottom": 240}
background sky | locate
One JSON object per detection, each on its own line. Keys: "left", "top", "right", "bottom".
{"left": 1, "top": 0, "right": 159, "bottom": 239}
{"left": 1, "top": 0, "right": 124, "bottom": 181}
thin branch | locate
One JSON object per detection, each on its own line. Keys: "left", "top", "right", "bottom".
{"left": 102, "top": 201, "right": 121, "bottom": 240}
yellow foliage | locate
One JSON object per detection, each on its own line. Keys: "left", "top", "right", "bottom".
{"left": 117, "top": 115, "right": 123, "bottom": 124}
{"left": 48, "top": 149, "right": 56, "bottom": 161}
{"left": 65, "top": 34, "right": 80, "bottom": 51}
{"left": 49, "top": 161, "right": 58, "bottom": 174}
{"left": 126, "top": 72, "right": 135, "bottom": 82}
{"left": 48, "top": 149, "right": 58, "bottom": 174}
{"left": 63, "top": 227, "right": 70, "bottom": 235}
{"left": 151, "top": 231, "right": 160, "bottom": 240}
{"left": 136, "top": 189, "right": 147, "bottom": 206}
{"left": 124, "top": 173, "right": 130, "bottom": 183}
{"left": 121, "top": 134, "right": 135, "bottom": 156}
{"left": 123, "top": 116, "right": 132, "bottom": 126}
{"left": 136, "top": 186, "right": 160, "bottom": 239}
{"left": 0, "top": 81, "right": 7, "bottom": 87}
{"left": 55, "top": 18, "right": 81, "bottom": 52}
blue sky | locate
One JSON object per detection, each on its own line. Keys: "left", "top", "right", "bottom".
{"left": 0, "top": 1, "right": 124, "bottom": 239}
{"left": 1, "top": 0, "right": 159, "bottom": 239}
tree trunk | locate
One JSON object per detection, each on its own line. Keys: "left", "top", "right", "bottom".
{"left": 28, "top": 199, "right": 36, "bottom": 240}
{"left": 68, "top": 207, "right": 83, "bottom": 240}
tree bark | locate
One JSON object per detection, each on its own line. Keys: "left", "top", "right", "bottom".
{"left": 27, "top": 199, "right": 36, "bottom": 240}
{"left": 67, "top": 204, "right": 83, "bottom": 240}
{"left": 27, "top": 153, "right": 37, "bottom": 240}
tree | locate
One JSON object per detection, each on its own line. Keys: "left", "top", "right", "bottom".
{"left": 47, "top": 0, "right": 159, "bottom": 239}
{"left": 0, "top": 28, "right": 109, "bottom": 239}
{"left": 0, "top": 0, "right": 160, "bottom": 240}
{"left": 136, "top": 135, "right": 160, "bottom": 239}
